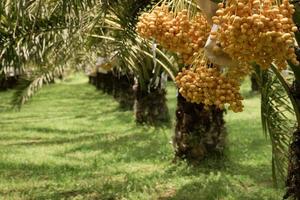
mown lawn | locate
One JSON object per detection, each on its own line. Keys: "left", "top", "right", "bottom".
{"left": 0, "top": 74, "right": 283, "bottom": 200}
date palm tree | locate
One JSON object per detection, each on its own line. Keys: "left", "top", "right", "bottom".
{"left": 148, "top": 0, "right": 227, "bottom": 162}
{"left": 87, "top": 0, "right": 175, "bottom": 124}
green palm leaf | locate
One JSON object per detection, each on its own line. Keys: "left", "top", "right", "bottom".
{"left": 11, "top": 65, "right": 64, "bottom": 108}
{"left": 260, "top": 67, "right": 297, "bottom": 186}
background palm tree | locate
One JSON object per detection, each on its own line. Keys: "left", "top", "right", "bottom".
{"left": 86, "top": 0, "right": 175, "bottom": 124}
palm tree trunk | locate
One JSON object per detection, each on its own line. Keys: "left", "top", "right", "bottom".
{"left": 133, "top": 79, "right": 170, "bottom": 125}
{"left": 285, "top": 130, "right": 300, "bottom": 200}
{"left": 89, "top": 75, "right": 97, "bottom": 86}
{"left": 285, "top": 80, "right": 300, "bottom": 200}
{"left": 94, "top": 72, "right": 104, "bottom": 90}
{"left": 94, "top": 72, "right": 114, "bottom": 94}
{"left": 251, "top": 73, "right": 260, "bottom": 92}
{"left": 173, "top": 92, "right": 226, "bottom": 163}
{"left": 284, "top": 6, "right": 300, "bottom": 199}
{"left": 113, "top": 74, "right": 135, "bottom": 110}
{"left": 0, "top": 73, "right": 19, "bottom": 91}
{"left": 92, "top": 71, "right": 134, "bottom": 109}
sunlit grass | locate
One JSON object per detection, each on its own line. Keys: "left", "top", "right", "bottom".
{"left": 0, "top": 74, "right": 283, "bottom": 200}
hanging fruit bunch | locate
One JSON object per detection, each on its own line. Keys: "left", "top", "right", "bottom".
{"left": 210, "top": 0, "right": 299, "bottom": 71}
{"left": 136, "top": 4, "right": 211, "bottom": 64}
{"left": 175, "top": 61, "right": 244, "bottom": 112}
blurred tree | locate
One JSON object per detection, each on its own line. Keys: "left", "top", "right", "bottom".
{"left": 88, "top": 0, "right": 174, "bottom": 124}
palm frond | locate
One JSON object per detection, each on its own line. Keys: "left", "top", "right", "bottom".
{"left": 260, "top": 67, "right": 297, "bottom": 186}
{"left": 81, "top": 0, "right": 178, "bottom": 90}
{"left": 11, "top": 65, "right": 64, "bottom": 108}
{"left": 0, "top": 0, "right": 95, "bottom": 71}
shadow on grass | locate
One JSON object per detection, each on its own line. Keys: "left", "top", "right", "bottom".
{"left": 0, "top": 160, "right": 84, "bottom": 180}
{"left": 158, "top": 179, "right": 236, "bottom": 200}
{"left": 23, "top": 127, "right": 91, "bottom": 135}
{"left": 160, "top": 174, "right": 275, "bottom": 200}
{"left": 2, "top": 178, "right": 127, "bottom": 200}
{"left": 165, "top": 155, "right": 273, "bottom": 183}
{"left": 0, "top": 105, "right": 13, "bottom": 112}
{"left": 1, "top": 109, "right": 135, "bottom": 145}
{"left": 0, "top": 159, "right": 274, "bottom": 200}
{"left": 3, "top": 127, "right": 134, "bottom": 147}
{"left": 58, "top": 126, "right": 171, "bottom": 162}
{"left": 0, "top": 79, "right": 277, "bottom": 199}
{"left": 4, "top": 132, "right": 102, "bottom": 146}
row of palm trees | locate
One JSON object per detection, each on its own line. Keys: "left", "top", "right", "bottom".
{"left": 1, "top": 0, "right": 300, "bottom": 199}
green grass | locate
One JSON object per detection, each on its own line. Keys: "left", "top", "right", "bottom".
{"left": 0, "top": 74, "right": 283, "bottom": 200}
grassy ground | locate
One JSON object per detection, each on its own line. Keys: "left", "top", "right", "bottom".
{"left": 0, "top": 74, "right": 283, "bottom": 200}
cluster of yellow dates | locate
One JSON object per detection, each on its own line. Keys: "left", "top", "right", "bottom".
{"left": 212, "top": 0, "right": 299, "bottom": 70}
{"left": 137, "top": 0, "right": 299, "bottom": 112}
{"left": 137, "top": 5, "right": 210, "bottom": 64}
{"left": 176, "top": 63, "right": 244, "bottom": 112}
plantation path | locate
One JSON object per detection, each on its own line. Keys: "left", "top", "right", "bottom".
{"left": 0, "top": 74, "right": 282, "bottom": 199}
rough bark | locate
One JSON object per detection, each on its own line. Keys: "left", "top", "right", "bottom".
{"left": 88, "top": 74, "right": 97, "bottom": 86}
{"left": 96, "top": 72, "right": 105, "bottom": 91}
{"left": 251, "top": 73, "right": 260, "bottom": 92}
{"left": 285, "top": 80, "right": 300, "bottom": 200}
{"left": 285, "top": 7, "right": 300, "bottom": 199}
{"left": 113, "top": 74, "right": 134, "bottom": 110}
{"left": 285, "top": 130, "right": 300, "bottom": 200}
{"left": 133, "top": 81, "right": 170, "bottom": 125}
{"left": 89, "top": 71, "right": 134, "bottom": 109}
{"left": 92, "top": 72, "right": 114, "bottom": 94}
{"left": 0, "top": 75, "right": 19, "bottom": 91}
{"left": 173, "top": 92, "right": 226, "bottom": 163}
